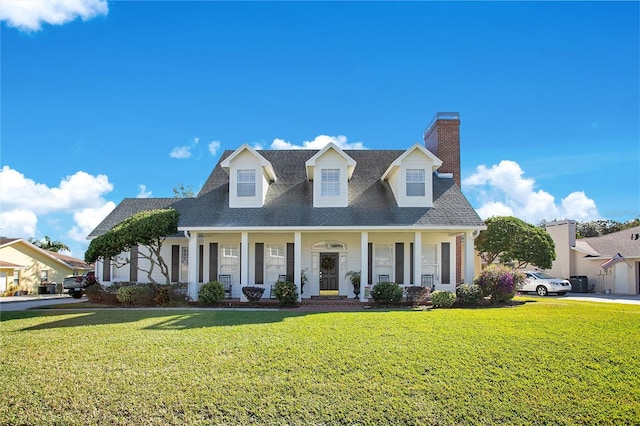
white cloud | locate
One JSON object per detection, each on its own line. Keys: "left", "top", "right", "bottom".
{"left": 137, "top": 184, "right": 152, "bottom": 198}
{"left": 270, "top": 135, "right": 366, "bottom": 150}
{"left": 0, "top": 0, "right": 108, "bottom": 32}
{"left": 0, "top": 166, "right": 113, "bottom": 214}
{"left": 169, "top": 146, "right": 192, "bottom": 159}
{"left": 561, "top": 191, "right": 599, "bottom": 221}
{"left": 67, "top": 201, "right": 116, "bottom": 243}
{"left": 0, "top": 166, "right": 116, "bottom": 250}
{"left": 463, "top": 160, "right": 600, "bottom": 224}
{"left": 0, "top": 209, "right": 38, "bottom": 238}
{"left": 208, "top": 141, "right": 221, "bottom": 156}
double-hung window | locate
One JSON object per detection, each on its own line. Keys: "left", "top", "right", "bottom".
{"left": 237, "top": 169, "right": 256, "bottom": 197}
{"left": 321, "top": 169, "right": 340, "bottom": 197}
{"left": 406, "top": 169, "right": 425, "bottom": 197}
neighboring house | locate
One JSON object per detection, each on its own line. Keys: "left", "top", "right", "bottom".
{"left": 546, "top": 221, "right": 640, "bottom": 295}
{"left": 88, "top": 113, "right": 486, "bottom": 301}
{"left": 0, "top": 237, "right": 93, "bottom": 294}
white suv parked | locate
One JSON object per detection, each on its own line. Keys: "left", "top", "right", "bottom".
{"left": 521, "top": 271, "right": 572, "bottom": 296}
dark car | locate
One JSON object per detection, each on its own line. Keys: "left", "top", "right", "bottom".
{"left": 63, "top": 271, "right": 96, "bottom": 299}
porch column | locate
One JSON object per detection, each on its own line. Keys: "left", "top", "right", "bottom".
{"left": 360, "top": 231, "right": 368, "bottom": 302}
{"left": 241, "top": 231, "right": 249, "bottom": 301}
{"left": 295, "top": 232, "right": 302, "bottom": 302}
{"left": 464, "top": 231, "right": 475, "bottom": 284}
{"left": 188, "top": 231, "right": 199, "bottom": 301}
{"left": 413, "top": 232, "right": 422, "bottom": 285}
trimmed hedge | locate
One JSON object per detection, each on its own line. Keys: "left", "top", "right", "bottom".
{"left": 272, "top": 281, "right": 298, "bottom": 307}
{"left": 371, "top": 282, "right": 403, "bottom": 306}
{"left": 199, "top": 281, "right": 226, "bottom": 305}
{"left": 116, "top": 285, "right": 155, "bottom": 306}
{"left": 430, "top": 291, "right": 456, "bottom": 309}
{"left": 456, "top": 284, "right": 483, "bottom": 306}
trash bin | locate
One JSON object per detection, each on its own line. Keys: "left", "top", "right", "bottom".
{"left": 38, "top": 285, "right": 47, "bottom": 294}
{"left": 570, "top": 276, "right": 589, "bottom": 293}
{"left": 47, "top": 283, "right": 57, "bottom": 294}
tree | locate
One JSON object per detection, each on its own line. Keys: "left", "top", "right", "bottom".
{"left": 172, "top": 183, "right": 195, "bottom": 198}
{"left": 29, "top": 236, "right": 70, "bottom": 253}
{"left": 84, "top": 209, "right": 180, "bottom": 284}
{"left": 576, "top": 219, "right": 639, "bottom": 238}
{"left": 475, "top": 216, "right": 556, "bottom": 270}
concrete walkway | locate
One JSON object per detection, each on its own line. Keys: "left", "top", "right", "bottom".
{"left": 0, "top": 294, "right": 88, "bottom": 312}
{"left": 1, "top": 291, "right": 639, "bottom": 313}
{"left": 559, "top": 292, "right": 640, "bottom": 305}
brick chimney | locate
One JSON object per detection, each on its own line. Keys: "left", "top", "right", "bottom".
{"left": 424, "top": 112, "right": 463, "bottom": 283}
{"left": 423, "top": 112, "right": 461, "bottom": 187}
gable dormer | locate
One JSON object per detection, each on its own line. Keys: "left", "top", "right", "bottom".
{"left": 381, "top": 144, "right": 443, "bottom": 207}
{"left": 305, "top": 142, "right": 356, "bottom": 208}
{"left": 221, "top": 144, "right": 277, "bottom": 208}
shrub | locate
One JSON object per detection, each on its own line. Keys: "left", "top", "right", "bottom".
{"left": 371, "top": 282, "right": 403, "bottom": 306}
{"left": 456, "top": 283, "right": 483, "bottom": 306}
{"left": 198, "top": 281, "right": 226, "bottom": 305}
{"left": 474, "top": 265, "right": 525, "bottom": 304}
{"left": 85, "top": 284, "right": 108, "bottom": 303}
{"left": 405, "top": 286, "right": 431, "bottom": 307}
{"left": 242, "top": 286, "right": 265, "bottom": 302}
{"left": 272, "top": 281, "right": 298, "bottom": 307}
{"left": 430, "top": 291, "right": 456, "bottom": 309}
{"left": 155, "top": 283, "right": 189, "bottom": 306}
{"left": 116, "top": 285, "right": 155, "bottom": 306}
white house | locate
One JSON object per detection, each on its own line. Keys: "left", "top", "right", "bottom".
{"left": 88, "top": 113, "right": 486, "bottom": 301}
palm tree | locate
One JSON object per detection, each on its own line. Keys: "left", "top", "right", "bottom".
{"left": 30, "top": 236, "right": 70, "bottom": 253}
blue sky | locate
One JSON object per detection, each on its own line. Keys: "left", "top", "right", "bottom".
{"left": 1, "top": 1, "right": 638, "bottom": 258}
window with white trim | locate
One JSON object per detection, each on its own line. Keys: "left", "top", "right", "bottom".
{"left": 422, "top": 243, "right": 438, "bottom": 279}
{"left": 266, "top": 244, "right": 285, "bottom": 284}
{"left": 237, "top": 169, "right": 256, "bottom": 197}
{"left": 374, "top": 244, "right": 393, "bottom": 281}
{"left": 180, "top": 246, "right": 189, "bottom": 282}
{"left": 406, "top": 169, "right": 425, "bottom": 197}
{"left": 321, "top": 169, "right": 340, "bottom": 197}
{"left": 220, "top": 244, "right": 240, "bottom": 282}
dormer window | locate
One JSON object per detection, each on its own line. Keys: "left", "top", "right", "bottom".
{"left": 237, "top": 169, "right": 256, "bottom": 197}
{"left": 321, "top": 169, "right": 340, "bottom": 197}
{"left": 406, "top": 169, "right": 425, "bottom": 197}
{"left": 381, "top": 144, "right": 443, "bottom": 208}
{"left": 221, "top": 144, "right": 277, "bottom": 208}
{"left": 305, "top": 143, "right": 356, "bottom": 208}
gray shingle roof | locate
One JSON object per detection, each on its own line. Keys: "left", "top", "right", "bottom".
{"left": 89, "top": 149, "right": 485, "bottom": 237}
{"left": 578, "top": 225, "right": 640, "bottom": 258}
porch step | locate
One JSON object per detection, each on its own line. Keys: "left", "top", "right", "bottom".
{"left": 310, "top": 295, "right": 348, "bottom": 300}
{"left": 304, "top": 296, "right": 364, "bottom": 306}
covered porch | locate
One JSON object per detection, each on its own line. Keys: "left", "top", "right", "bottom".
{"left": 183, "top": 228, "right": 480, "bottom": 302}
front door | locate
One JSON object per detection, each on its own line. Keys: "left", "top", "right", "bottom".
{"left": 320, "top": 253, "right": 339, "bottom": 293}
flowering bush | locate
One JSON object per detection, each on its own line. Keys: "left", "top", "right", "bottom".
{"left": 474, "top": 265, "right": 525, "bottom": 303}
{"left": 273, "top": 281, "right": 298, "bottom": 307}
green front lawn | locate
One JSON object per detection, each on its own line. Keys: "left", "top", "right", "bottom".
{"left": 1, "top": 298, "right": 639, "bottom": 425}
